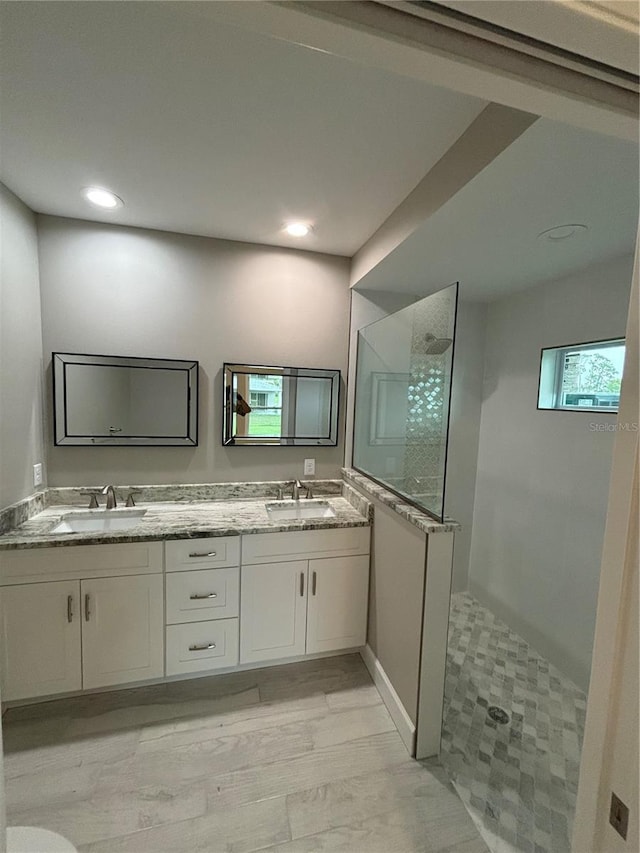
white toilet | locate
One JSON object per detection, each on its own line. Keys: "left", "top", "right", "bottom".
{"left": 6, "top": 827, "right": 77, "bottom": 853}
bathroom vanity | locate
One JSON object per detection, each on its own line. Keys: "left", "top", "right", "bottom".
{"left": 0, "top": 489, "right": 371, "bottom": 703}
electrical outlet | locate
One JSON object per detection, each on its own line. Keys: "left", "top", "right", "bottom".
{"left": 303, "top": 458, "right": 316, "bottom": 476}
{"left": 609, "top": 792, "right": 629, "bottom": 840}
{"left": 33, "top": 463, "right": 43, "bottom": 488}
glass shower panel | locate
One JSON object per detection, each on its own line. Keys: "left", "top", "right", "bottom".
{"left": 353, "top": 283, "right": 458, "bottom": 522}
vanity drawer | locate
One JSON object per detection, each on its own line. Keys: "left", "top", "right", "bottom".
{"left": 166, "top": 618, "right": 239, "bottom": 675}
{"left": 165, "top": 536, "right": 240, "bottom": 571}
{"left": 166, "top": 567, "right": 239, "bottom": 624}
{"left": 241, "top": 527, "right": 370, "bottom": 565}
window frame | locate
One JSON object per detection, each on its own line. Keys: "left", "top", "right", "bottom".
{"left": 537, "top": 336, "right": 625, "bottom": 413}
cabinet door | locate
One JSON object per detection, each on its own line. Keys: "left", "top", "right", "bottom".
{"left": 306, "top": 556, "right": 370, "bottom": 654}
{"left": 0, "top": 581, "right": 81, "bottom": 701}
{"left": 81, "top": 575, "right": 164, "bottom": 689}
{"left": 240, "top": 561, "right": 307, "bottom": 664}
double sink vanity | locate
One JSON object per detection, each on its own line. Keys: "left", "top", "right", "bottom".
{"left": 0, "top": 480, "right": 371, "bottom": 705}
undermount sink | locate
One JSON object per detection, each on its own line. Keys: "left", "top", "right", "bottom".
{"left": 51, "top": 508, "right": 147, "bottom": 534}
{"left": 265, "top": 500, "right": 336, "bottom": 521}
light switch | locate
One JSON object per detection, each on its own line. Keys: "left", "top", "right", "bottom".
{"left": 33, "top": 463, "right": 43, "bottom": 487}
{"left": 304, "top": 458, "right": 316, "bottom": 476}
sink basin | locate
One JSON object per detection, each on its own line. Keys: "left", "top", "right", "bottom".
{"left": 51, "top": 508, "right": 147, "bottom": 534}
{"left": 265, "top": 500, "right": 336, "bottom": 521}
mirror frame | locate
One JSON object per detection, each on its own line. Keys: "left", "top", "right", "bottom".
{"left": 222, "top": 362, "right": 340, "bottom": 447}
{"left": 52, "top": 352, "right": 199, "bottom": 446}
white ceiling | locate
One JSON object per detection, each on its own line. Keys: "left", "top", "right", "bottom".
{"left": 0, "top": 1, "right": 485, "bottom": 256}
{"left": 354, "top": 117, "right": 639, "bottom": 301}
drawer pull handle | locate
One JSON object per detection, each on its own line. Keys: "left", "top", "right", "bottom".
{"left": 67, "top": 595, "right": 73, "bottom": 623}
{"left": 300, "top": 572, "right": 304, "bottom": 597}
{"left": 189, "top": 551, "right": 217, "bottom": 558}
{"left": 189, "top": 643, "right": 216, "bottom": 651}
{"left": 189, "top": 593, "right": 218, "bottom": 600}
{"left": 84, "top": 593, "right": 91, "bottom": 622}
{"left": 312, "top": 571, "right": 317, "bottom": 596}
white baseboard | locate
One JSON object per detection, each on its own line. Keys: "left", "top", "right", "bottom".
{"left": 360, "top": 644, "right": 416, "bottom": 756}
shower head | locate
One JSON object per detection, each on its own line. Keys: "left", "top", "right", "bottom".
{"left": 424, "top": 333, "right": 453, "bottom": 355}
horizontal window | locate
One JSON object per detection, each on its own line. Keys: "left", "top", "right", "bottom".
{"left": 538, "top": 338, "right": 625, "bottom": 413}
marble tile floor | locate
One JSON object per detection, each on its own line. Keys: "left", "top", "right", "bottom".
{"left": 3, "top": 654, "right": 488, "bottom": 853}
{"left": 441, "top": 593, "right": 587, "bottom": 853}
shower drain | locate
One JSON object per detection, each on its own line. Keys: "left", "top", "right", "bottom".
{"left": 487, "top": 706, "right": 510, "bottom": 725}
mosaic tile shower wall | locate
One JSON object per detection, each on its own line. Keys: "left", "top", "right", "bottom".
{"left": 404, "top": 287, "right": 456, "bottom": 507}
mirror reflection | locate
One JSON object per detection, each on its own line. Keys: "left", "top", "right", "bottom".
{"left": 53, "top": 353, "right": 199, "bottom": 446}
{"left": 223, "top": 363, "right": 340, "bottom": 446}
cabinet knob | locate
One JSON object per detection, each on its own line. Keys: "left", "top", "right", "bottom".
{"left": 189, "top": 593, "right": 218, "bottom": 600}
{"left": 189, "top": 643, "right": 216, "bottom": 651}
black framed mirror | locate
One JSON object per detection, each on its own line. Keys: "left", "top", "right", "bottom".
{"left": 223, "top": 363, "right": 340, "bottom": 446}
{"left": 53, "top": 352, "right": 199, "bottom": 446}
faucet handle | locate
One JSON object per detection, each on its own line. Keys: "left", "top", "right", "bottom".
{"left": 125, "top": 491, "right": 141, "bottom": 508}
{"left": 304, "top": 485, "right": 314, "bottom": 500}
{"left": 79, "top": 489, "right": 101, "bottom": 509}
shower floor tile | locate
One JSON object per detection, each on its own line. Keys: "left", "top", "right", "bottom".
{"left": 441, "top": 592, "right": 587, "bottom": 853}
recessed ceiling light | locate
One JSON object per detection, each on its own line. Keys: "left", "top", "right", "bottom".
{"left": 82, "top": 187, "right": 124, "bottom": 209}
{"left": 284, "top": 222, "right": 312, "bottom": 237}
{"left": 537, "top": 224, "right": 588, "bottom": 242}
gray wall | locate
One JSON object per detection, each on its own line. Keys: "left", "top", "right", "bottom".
{"left": 468, "top": 254, "right": 634, "bottom": 691}
{"left": 37, "top": 216, "right": 350, "bottom": 486}
{"left": 0, "top": 184, "right": 46, "bottom": 509}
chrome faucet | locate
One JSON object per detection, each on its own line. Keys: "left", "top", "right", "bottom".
{"left": 275, "top": 480, "right": 312, "bottom": 500}
{"left": 102, "top": 484, "right": 117, "bottom": 509}
{"left": 293, "top": 480, "right": 314, "bottom": 500}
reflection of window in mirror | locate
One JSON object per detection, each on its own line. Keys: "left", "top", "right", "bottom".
{"left": 246, "top": 375, "right": 283, "bottom": 437}
{"left": 222, "top": 363, "right": 340, "bottom": 447}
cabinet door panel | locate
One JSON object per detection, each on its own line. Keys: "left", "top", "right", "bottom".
{"left": 240, "top": 561, "right": 307, "bottom": 664}
{"left": 0, "top": 581, "right": 81, "bottom": 701}
{"left": 306, "top": 556, "right": 370, "bottom": 654}
{"left": 81, "top": 575, "right": 164, "bottom": 689}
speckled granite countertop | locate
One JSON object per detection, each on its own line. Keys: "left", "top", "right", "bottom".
{"left": 342, "top": 468, "right": 460, "bottom": 534}
{"left": 0, "top": 494, "right": 370, "bottom": 551}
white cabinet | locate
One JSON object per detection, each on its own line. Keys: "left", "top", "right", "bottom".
{"left": 165, "top": 540, "right": 240, "bottom": 676}
{"left": 0, "top": 574, "right": 164, "bottom": 699}
{"left": 240, "top": 560, "right": 308, "bottom": 664}
{"left": 0, "top": 542, "right": 165, "bottom": 701}
{"left": 81, "top": 575, "right": 164, "bottom": 689}
{"left": 240, "top": 529, "right": 371, "bottom": 666}
{"left": 0, "top": 525, "right": 371, "bottom": 701}
{"left": 0, "top": 581, "right": 82, "bottom": 701}
{"left": 306, "top": 556, "right": 370, "bottom": 654}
